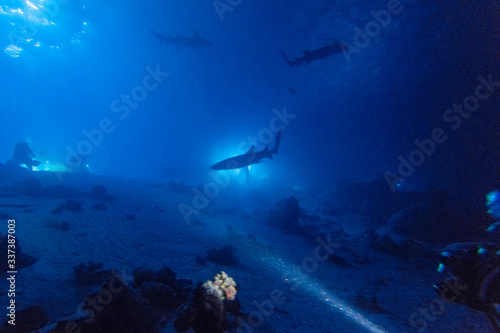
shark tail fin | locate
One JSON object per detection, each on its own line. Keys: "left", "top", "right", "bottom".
{"left": 280, "top": 51, "right": 296, "bottom": 67}
{"left": 270, "top": 129, "right": 282, "bottom": 155}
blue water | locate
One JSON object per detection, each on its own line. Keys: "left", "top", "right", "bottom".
{"left": 1, "top": 1, "right": 499, "bottom": 194}
{"left": 0, "top": 0, "right": 499, "bottom": 332}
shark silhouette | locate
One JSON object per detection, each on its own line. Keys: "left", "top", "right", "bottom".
{"left": 211, "top": 130, "right": 282, "bottom": 171}
{"left": 280, "top": 41, "right": 348, "bottom": 67}
{"left": 150, "top": 29, "right": 211, "bottom": 48}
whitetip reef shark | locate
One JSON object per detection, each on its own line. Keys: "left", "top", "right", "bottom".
{"left": 150, "top": 29, "right": 211, "bottom": 48}
{"left": 280, "top": 40, "right": 348, "bottom": 67}
{"left": 211, "top": 130, "right": 282, "bottom": 171}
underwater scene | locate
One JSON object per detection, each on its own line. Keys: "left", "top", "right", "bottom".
{"left": 0, "top": 0, "right": 500, "bottom": 332}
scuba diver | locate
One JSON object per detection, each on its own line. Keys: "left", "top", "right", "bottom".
{"left": 10, "top": 141, "right": 41, "bottom": 170}
{"left": 434, "top": 222, "right": 500, "bottom": 332}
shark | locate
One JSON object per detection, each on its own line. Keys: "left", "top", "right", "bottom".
{"left": 280, "top": 41, "right": 348, "bottom": 67}
{"left": 211, "top": 130, "right": 282, "bottom": 171}
{"left": 150, "top": 29, "right": 211, "bottom": 48}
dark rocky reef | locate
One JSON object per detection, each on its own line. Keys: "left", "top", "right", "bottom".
{"left": 266, "top": 196, "right": 306, "bottom": 235}
{"left": 0, "top": 305, "right": 49, "bottom": 333}
{"left": 52, "top": 199, "right": 82, "bottom": 214}
{"left": 353, "top": 294, "right": 386, "bottom": 313}
{"left": 205, "top": 245, "right": 240, "bottom": 266}
{"left": 174, "top": 272, "right": 240, "bottom": 333}
{"left": 89, "top": 185, "right": 115, "bottom": 201}
{"left": 48, "top": 277, "right": 162, "bottom": 333}
{"left": 74, "top": 261, "right": 115, "bottom": 286}
{"left": 22, "top": 177, "right": 84, "bottom": 198}
{"left": 324, "top": 177, "right": 482, "bottom": 243}
{"left": 0, "top": 233, "right": 37, "bottom": 274}
{"left": 133, "top": 266, "right": 191, "bottom": 313}
{"left": 387, "top": 188, "right": 476, "bottom": 243}
{"left": 16, "top": 177, "right": 115, "bottom": 203}
{"left": 36, "top": 265, "right": 194, "bottom": 332}
{"left": 362, "top": 229, "right": 435, "bottom": 258}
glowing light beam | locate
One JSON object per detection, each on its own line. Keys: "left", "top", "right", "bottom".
{"left": 259, "top": 255, "right": 389, "bottom": 333}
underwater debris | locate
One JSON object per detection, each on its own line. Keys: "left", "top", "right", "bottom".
{"left": 174, "top": 271, "right": 240, "bottom": 333}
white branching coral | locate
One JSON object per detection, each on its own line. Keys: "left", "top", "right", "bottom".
{"left": 202, "top": 271, "right": 237, "bottom": 301}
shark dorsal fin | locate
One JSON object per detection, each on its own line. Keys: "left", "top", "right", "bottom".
{"left": 246, "top": 146, "right": 255, "bottom": 154}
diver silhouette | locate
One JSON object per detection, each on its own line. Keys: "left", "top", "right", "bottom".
{"left": 11, "top": 141, "right": 40, "bottom": 170}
